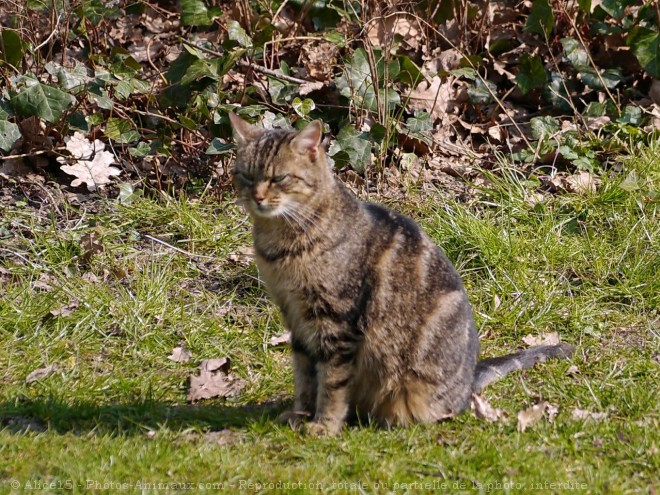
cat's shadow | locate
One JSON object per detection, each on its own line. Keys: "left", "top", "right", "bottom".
{"left": 0, "top": 399, "right": 286, "bottom": 436}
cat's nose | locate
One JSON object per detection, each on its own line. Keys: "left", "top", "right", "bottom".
{"left": 254, "top": 195, "right": 266, "bottom": 205}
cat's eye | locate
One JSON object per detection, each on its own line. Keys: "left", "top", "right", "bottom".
{"left": 271, "top": 175, "right": 287, "bottom": 183}
{"left": 239, "top": 172, "right": 254, "bottom": 183}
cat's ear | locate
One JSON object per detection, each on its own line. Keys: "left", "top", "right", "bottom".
{"left": 229, "top": 112, "right": 260, "bottom": 145}
{"left": 291, "top": 120, "right": 323, "bottom": 156}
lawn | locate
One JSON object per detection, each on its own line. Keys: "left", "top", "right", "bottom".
{"left": 0, "top": 144, "right": 658, "bottom": 494}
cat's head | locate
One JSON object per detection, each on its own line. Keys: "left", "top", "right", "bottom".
{"left": 229, "top": 113, "right": 330, "bottom": 220}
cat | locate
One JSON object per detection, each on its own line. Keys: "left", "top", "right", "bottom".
{"left": 229, "top": 113, "right": 574, "bottom": 435}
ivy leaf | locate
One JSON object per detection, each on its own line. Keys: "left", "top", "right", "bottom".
{"left": 406, "top": 112, "right": 432, "bottom": 132}
{"left": 530, "top": 116, "right": 560, "bottom": 140}
{"left": 12, "top": 82, "right": 75, "bottom": 123}
{"left": 397, "top": 55, "right": 424, "bottom": 86}
{"left": 268, "top": 78, "right": 297, "bottom": 105}
{"left": 516, "top": 54, "right": 547, "bottom": 94}
{"left": 627, "top": 27, "right": 660, "bottom": 78}
{"left": 561, "top": 38, "right": 589, "bottom": 70}
{"left": 524, "top": 0, "right": 554, "bottom": 37}
{"left": 617, "top": 105, "right": 642, "bottom": 126}
{"left": 105, "top": 117, "right": 139, "bottom": 144}
{"left": 206, "top": 139, "right": 235, "bottom": 155}
{"left": 1, "top": 30, "right": 26, "bottom": 68}
{"left": 0, "top": 120, "right": 20, "bottom": 152}
{"left": 291, "top": 97, "right": 315, "bottom": 117}
{"left": 181, "top": 0, "right": 220, "bottom": 26}
{"left": 328, "top": 125, "right": 371, "bottom": 173}
{"left": 580, "top": 68, "right": 623, "bottom": 89}
{"left": 45, "top": 61, "right": 90, "bottom": 92}
{"left": 544, "top": 72, "right": 572, "bottom": 112}
{"left": 336, "top": 48, "right": 400, "bottom": 113}
{"left": 227, "top": 20, "right": 253, "bottom": 48}
{"left": 468, "top": 78, "right": 496, "bottom": 104}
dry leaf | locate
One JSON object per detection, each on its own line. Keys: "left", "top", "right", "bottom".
{"left": 168, "top": 346, "right": 192, "bottom": 363}
{"left": 187, "top": 358, "right": 245, "bottom": 402}
{"left": 564, "top": 171, "right": 599, "bottom": 194}
{"left": 227, "top": 246, "right": 254, "bottom": 266}
{"left": 202, "top": 429, "right": 242, "bottom": 446}
{"left": 471, "top": 393, "right": 506, "bottom": 422}
{"left": 26, "top": 365, "right": 56, "bottom": 383}
{"left": 566, "top": 365, "right": 580, "bottom": 376}
{"left": 546, "top": 403, "right": 559, "bottom": 423}
{"left": 298, "top": 81, "right": 325, "bottom": 96}
{"left": 267, "top": 331, "right": 291, "bottom": 347}
{"left": 57, "top": 133, "right": 120, "bottom": 191}
{"left": 32, "top": 273, "right": 54, "bottom": 292}
{"left": 367, "top": 14, "right": 421, "bottom": 50}
{"left": 80, "top": 232, "right": 104, "bottom": 262}
{"left": 200, "top": 358, "right": 230, "bottom": 373}
{"left": 571, "top": 408, "right": 607, "bottom": 422}
{"left": 59, "top": 152, "right": 120, "bottom": 191}
{"left": 62, "top": 132, "right": 102, "bottom": 160}
{"left": 517, "top": 401, "right": 550, "bottom": 432}
{"left": 408, "top": 76, "right": 456, "bottom": 120}
{"left": 50, "top": 299, "right": 79, "bottom": 318}
{"left": 522, "top": 332, "right": 560, "bottom": 347}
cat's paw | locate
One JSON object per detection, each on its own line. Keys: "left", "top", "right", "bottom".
{"left": 305, "top": 420, "right": 342, "bottom": 437}
{"left": 278, "top": 410, "right": 310, "bottom": 430}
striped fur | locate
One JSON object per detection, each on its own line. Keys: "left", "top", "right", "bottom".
{"left": 230, "top": 114, "right": 574, "bottom": 435}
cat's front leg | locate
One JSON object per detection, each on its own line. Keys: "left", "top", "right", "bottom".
{"left": 278, "top": 351, "right": 316, "bottom": 430}
{"left": 306, "top": 354, "right": 355, "bottom": 436}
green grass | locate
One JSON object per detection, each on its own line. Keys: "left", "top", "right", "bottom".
{"left": 1, "top": 146, "right": 658, "bottom": 494}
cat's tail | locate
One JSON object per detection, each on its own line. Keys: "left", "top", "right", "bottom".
{"left": 473, "top": 344, "right": 575, "bottom": 392}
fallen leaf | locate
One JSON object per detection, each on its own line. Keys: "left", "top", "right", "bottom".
{"left": 368, "top": 14, "right": 421, "bottom": 50}
{"left": 267, "top": 331, "right": 291, "bottom": 347}
{"left": 80, "top": 232, "right": 104, "bottom": 262}
{"left": 50, "top": 299, "right": 79, "bottom": 317}
{"left": 200, "top": 358, "right": 230, "bottom": 373}
{"left": 227, "top": 246, "right": 254, "bottom": 266}
{"left": 546, "top": 403, "right": 559, "bottom": 423}
{"left": 564, "top": 171, "right": 599, "bottom": 194}
{"left": 525, "top": 192, "right": 546, "bottom": 206}
{"left": 202, "top": 429, "right": 242, "bottom": 446}
{"left": 187, "top": 358, "right": 245, "bottom": 402}
{"left": 517, "top": 401, "right": 547, "bottom": 432}
{"left": 61, "top": 132, "right": 101, "bottom": 160}
{"left": 32, "top": 274, "right": 54, "bottom": 292}
{"left": 26, "top": 365, "right": 56, "bottom": 383}
{"left": 571, "top": 408, "right": 607, "bottom": 422}
{"left": 566, "top": 365, "right": 580, "bottom": 376}
{"left": 471, "top": 393, "right": 507, "bottom": 422}
{"left": 298, "top": 81, "right": 325, "bottom": 96}
{"left": 168, "top": 346, "right": 192, "bottom": 363}
{"left": 522, "top": 331, "right": 560, "bottom": 347}
{"left": 408, "top": 76, "right": 457, "bottom": 120}
{"left": 57, "top": 133, "right": 120, "bottom": 191}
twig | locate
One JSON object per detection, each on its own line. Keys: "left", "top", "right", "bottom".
{"left": 180, "top": 39, "right": 311, "bottom": 85}
{"left": 0, "top": 147, "right": 66, "bottom": 161}
{"left": 33, "top": 12, "right": 63, "bottom": 52}
{"left": 142, "top": 234, "right": 217, "bottom": 260}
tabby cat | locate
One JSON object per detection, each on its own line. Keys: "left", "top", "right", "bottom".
{"left": 229, "top": 113, "right": 574, "bottom": 435}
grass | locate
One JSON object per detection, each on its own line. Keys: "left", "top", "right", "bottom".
{"left": 0, "top": 145, "right": 658, "bottom": 494}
